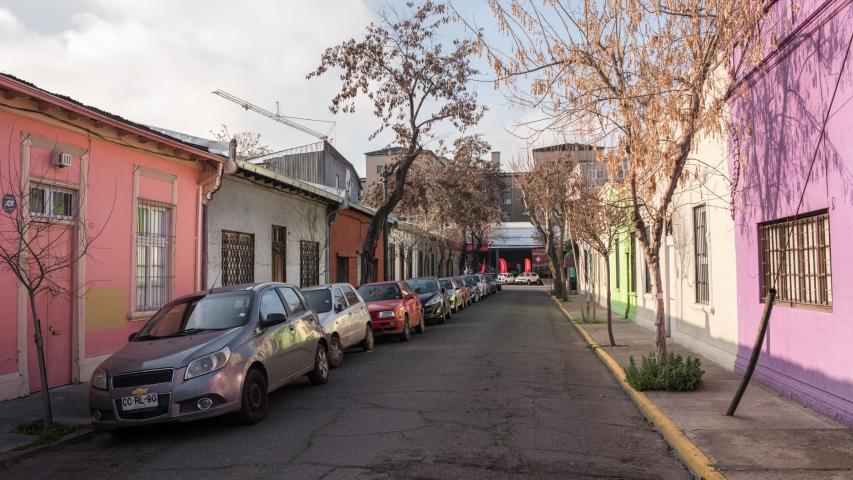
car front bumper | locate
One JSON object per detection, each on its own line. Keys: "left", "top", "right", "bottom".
{"left": 89, "top": 362, "right": 246, "bottom": 431}
{"left": 422, "top": 302, "right": 444, "bottom": 319}
{"left": 370, "top": 317, "right": 404, "bottom": 336}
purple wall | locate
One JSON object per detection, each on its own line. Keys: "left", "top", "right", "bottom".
{"left": 729, "top": 0, "right": 853, "bottom": 424}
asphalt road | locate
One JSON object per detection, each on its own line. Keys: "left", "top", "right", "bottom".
{"left": 0, "top": 286, "right": 688, "bottom": 480}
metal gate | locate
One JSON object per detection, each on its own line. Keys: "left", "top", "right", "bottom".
{"left": 300, "top": 240, "right": 320, "bottom": 287}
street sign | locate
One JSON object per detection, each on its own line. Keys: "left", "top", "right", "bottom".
{"left": 2, "top": 194, "right": 15, "bottom": 214}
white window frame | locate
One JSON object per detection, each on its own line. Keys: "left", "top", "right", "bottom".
{"left": 135, "top": 200, "right": 174, "bottom": 312}
{"left": 29, "top": 182, "right": 77, "bottom": 221}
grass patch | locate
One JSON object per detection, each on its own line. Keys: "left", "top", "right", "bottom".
{"left": 625, "top": 353, "right": 704, "bottom": 391}
{"left": 14, "top": 420, "right": 81, "bottom": 450}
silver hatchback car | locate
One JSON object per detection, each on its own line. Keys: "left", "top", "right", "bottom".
{"left": 302, "top": 283, "right": 374, "bottom": 368}
{"left": 89, "top": 283, "right": 330, "bottom": 432}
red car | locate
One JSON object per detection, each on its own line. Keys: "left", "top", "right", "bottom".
{"left": 356, "top": 281, "right": 425, "bottom": 341}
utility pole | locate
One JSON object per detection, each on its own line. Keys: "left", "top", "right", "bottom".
{"left": 380, "top": 164, "right": 390, "bottom": 281}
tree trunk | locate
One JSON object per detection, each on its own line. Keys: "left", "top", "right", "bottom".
{"left": 605, "top": 255, "right": 615, "bottom": 346}
{"left": 649, "top": 256, "right": 668, "bottom": 362}
{"left": 28, "top": 291, "right": 53, "bottom": 428}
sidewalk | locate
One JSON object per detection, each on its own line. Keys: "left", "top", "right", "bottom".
{"left": 556, "top": 295, "right": 853, "bottom": 479}
{"left": 0, "top": 383, "right": 92, "bottom": 459}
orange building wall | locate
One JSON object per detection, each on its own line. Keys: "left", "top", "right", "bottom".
{"left": 329, "top": 209, "right": 384, "bottom": 286}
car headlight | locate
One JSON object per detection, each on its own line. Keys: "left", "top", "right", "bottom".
{"left": 425, "top": 295, "right": 441, "bottom": 306}
{"left": 378, "top": 310, "right": 396, "bottom": 319}
{"left": 185, "top": 346, "right": 231, "bottom": 380}
{"left": 91, "top": 367, "right": 108, "bottom": 390}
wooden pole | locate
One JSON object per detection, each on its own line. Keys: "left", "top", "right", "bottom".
{"left": 726, "top": 288, "right": 776, "bottom": 416}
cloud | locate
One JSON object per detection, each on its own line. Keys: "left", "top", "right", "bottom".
{"left": 0, "top": 0, "right": 382, "bottom": 173}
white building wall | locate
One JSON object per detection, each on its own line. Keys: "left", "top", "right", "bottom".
{"left": 206, "top": 176, "right": 329, "bottom": 288}
{"left": 633, "top": 131, "right": 739, "bottom": 369}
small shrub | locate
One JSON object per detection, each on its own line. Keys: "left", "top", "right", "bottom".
{"left": 625, "top": 353, "right": 704, "bottom": 391}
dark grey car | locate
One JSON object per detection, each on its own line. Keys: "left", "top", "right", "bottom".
{"left": 89, "top": 283, "right": 330, "bottom": 432}
{"left": 405, "top": 276, "right": 451, "bottom": 324}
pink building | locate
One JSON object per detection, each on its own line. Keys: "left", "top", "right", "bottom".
{"left": 0, "top": 74, "right": 225, "bottom": 400}
{"left": 729, "top": 0, "right": 853, "bottom": 423}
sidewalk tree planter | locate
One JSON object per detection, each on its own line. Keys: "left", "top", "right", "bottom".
{"left": 309, "top": 0, "right": 484, "bottom": 285}
{"left": 626, "top": 353, "right": 704, "bottom": 392}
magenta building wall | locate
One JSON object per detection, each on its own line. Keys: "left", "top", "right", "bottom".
{"left": 729, "top": 0, "right": 853, "bottom": 424}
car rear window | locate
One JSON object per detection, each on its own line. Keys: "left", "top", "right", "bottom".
{"left": 358, "top": 284, "right": 402, "bottom": 301}
{"left": 304, "top": 289, "right": 332, "bottom": 314}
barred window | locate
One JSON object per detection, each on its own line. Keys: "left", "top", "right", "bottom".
{"left": 614, "top": 240, "right": 621, "bottom": 289}
{"left": 760, "top": 211, "right": 832, "bottom": 308}
{"left": 136, "top": 201, "right": 173, "bottom": 311}
{"left": 300, "top": 240, "right": 320, "bottom": 287}
{"left": 629, "top": 233, "right": 637, "bottom": 293}
{"left": 694, "top": 206, "right": 709, "bottom": 304}
{"left": 222, "top": 230, "right": 254, "bottom": 286}
{"left": 30, "top": 183, "right": 76, "bottom": 220}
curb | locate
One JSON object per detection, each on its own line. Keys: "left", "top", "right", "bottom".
{"left": 0, "top": 426, "right": 95, "bottom": 468}
{"left": 550, "top": 297, "right": 725, "bottom": 480}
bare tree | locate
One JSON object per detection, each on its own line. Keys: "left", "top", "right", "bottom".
{"left": 0, "top": 140, "right": 112, "bottom": 428}
{"left": 211, "top": 125, "right": 272, "bottom": 160}
{"left": 510, "top": 154, "right": 574, "bottom": 298}
{"left": 483, "top": 0, "right": 765, "bottom": 362}
{"left": 309, "top": 1, "right": 485, "bottom": 284}
{"left": 569, "top": 184, "right": 630, "bottom": 346}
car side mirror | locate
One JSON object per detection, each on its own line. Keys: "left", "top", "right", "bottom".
{"left": 334, "top": 303, "right": 344, "bottom": 313}
{"left": 128, "top": 332, "right": 138, "bottom": 342}
{"left": 441, "top": 287, "right": 446, "bottom": 294}
{"left": 262, "top": 312, "right": 287, "bottom": 327}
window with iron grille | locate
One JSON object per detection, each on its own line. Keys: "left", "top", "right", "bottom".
{"left": 760, "top": 211, "right": 832, "bottom": 308}
{"left": 387, "top": 243, "right": 396, "bottom": 280}
{"left": 222, "top": 230, "right": 254, "bottom": 286}
{"left": 336, "top": 255, "right": 349, "bottom": 283}
{"left": 694, "top": 205, "right": 710, "bottom": 304}
{"left": 644, "top": 259, "right": 652, "bottom": 293}
{"left": 136, "top": 201, "right": 173, "bottom": 311}
{"left": 300, "top": 240, "right": 320, "bottom": 287}
{"left": 30, "top": 183, "right": 76, "bottom": 220}
{"left": 271, "top": 226, "right": 286, "bottom": 282}
{"left": 629, "top": 233, "right": 637, "bottom": 293}
{"left": 614, "top": 240, "right": 621, "bottom": 289}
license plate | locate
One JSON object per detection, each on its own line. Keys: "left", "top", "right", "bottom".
{"left": 120, "top": 393, "right": 159, "bottom": 411}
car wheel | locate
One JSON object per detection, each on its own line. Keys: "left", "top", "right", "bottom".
{"left": 235, "top": 368, "right": 269, "bottom": 425}
{"left": 401, "top": 317, "right": 413, "bottom": 341}
{"left": 328, "top": 335, "right": 344, "bottom": 369}
{"left": 308, "top": 344, "right": 330, "bottom": 385}
{"left": 361, "top": 325, "right": 375, "bottom": 352}
{"left": 415, "top": 313, "right": 426, "bottom": 334}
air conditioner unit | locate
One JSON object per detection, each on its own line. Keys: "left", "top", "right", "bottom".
{"left": 53, "top": 152, "right": 72, "bottom": 168}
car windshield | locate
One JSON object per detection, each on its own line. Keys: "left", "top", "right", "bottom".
{"left": 358, "top": 284, "right": 402, "bottom": 301}
{"left": 303, "top": 289, "right": 332, "bottom": 314}
{"left": 406, "top": 278, "right": 438, "bottom": 294}
{"left": 464, "top": 277, "right": 475, "bottom": 286}
{"left": 136, "top": 291, "right": 253, "bottom": 340}
{"left": 439, "top": 279, "right": 453, "bottom": 289}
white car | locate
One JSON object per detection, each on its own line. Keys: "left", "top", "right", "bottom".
{"left": 497, "top": 273, "right": 514, "bottom": 284}
{"left": 514, "top": 272, "right": 541, "bottom": 285}
{"left": 303, "top": 283, "right": 374, "bottom": 368}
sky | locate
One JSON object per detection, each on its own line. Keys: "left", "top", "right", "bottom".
{"left": 0, "top": 0, "right": 563, "bottom": 176}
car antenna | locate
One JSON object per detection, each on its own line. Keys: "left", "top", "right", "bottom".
{"left": 209, "top": 269, "right": 222, "bottom": 294}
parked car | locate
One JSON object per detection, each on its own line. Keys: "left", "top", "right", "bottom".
{"left": 462, "top": 275, "right": 481, "bottom": 303}
{"left": 303, "top": 283, "right": 373, "bottom": 368}
{"left": 440, "top": 277, "right": 465, "bottom": 313}
{"left": 497, "top": 273, "right": 514, "bottom": 284}
{"left": 406, "top": 276, "right": 451, "bottom": 323}
{"left": 484, "top": 273, "right": 501, "bottom": 292}
{"left": 89, "top": 283, "right": 330, "bottom": 432}
{"left": 357, "top": 281, "right": 425, "bottom": 341}
{"left": 515, "top": 272, "right": 542, "bottom": 285}
{"left": 476, "top": 274, "right": 492, "bottom": 297}
{"left": 453, "top": 276, "right": 472, "bottom": 308}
